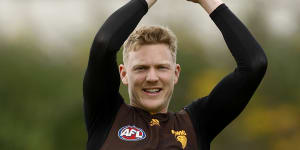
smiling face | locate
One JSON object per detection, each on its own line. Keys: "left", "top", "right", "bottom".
{"left": 119, "top": 43, "right": 180, "bottom": 114}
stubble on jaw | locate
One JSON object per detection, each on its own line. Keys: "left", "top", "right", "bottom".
{"left": 129, "top": 86, "right": 174, "bottom": 114}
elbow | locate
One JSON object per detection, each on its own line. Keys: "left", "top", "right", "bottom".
{"left": 88, "top": 31, "right": 112, "bottom": 60}
{"left": 93, "top": 31, "right": 111, "bottom": 49}
{"left": 92, "top": 30, "right": 120, "bottom": 53}
{"left": 248, "top": 53, "right": 268, "bottom": 76}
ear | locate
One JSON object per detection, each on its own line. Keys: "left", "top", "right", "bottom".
{"left": 119, "top": 64, "right": 128, "bottom": 85}
{"left": 174, "top": 64, "right": 181, "bottom": 84}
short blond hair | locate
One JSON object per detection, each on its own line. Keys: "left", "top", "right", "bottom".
{"left": 123, "top": 25, "right": 178, "bottom": 64}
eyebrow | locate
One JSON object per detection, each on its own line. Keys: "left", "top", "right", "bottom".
{"left": 131, "top": 63, "right": 173, "bottom": 70}
{"left": 132, "top": 62, "right": 172, "bottom": 67}
{"left": 156, "top": 63, "right": 172, "bottom": 67}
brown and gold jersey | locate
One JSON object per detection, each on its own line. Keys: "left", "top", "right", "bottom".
{"left": 100, "top": 104, "right": 198, "bottom": 150}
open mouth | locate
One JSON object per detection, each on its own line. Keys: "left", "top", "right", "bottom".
{"left": 142, "top": 88, "right": 162, "bottom": 94}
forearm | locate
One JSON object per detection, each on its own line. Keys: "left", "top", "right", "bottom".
{"left": 92, "top": 0, "right": 148, "bottom": 54}
{"left": 210, "top": 4, "right": 268, "bottom": 72}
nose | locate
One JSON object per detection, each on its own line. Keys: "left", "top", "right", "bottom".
{"left": 146, "top": 68, "right": 159, "bottom": 82}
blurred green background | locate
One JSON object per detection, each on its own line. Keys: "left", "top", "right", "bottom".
{"left": 1, "top": 0, "right": 299, "bottom": 150}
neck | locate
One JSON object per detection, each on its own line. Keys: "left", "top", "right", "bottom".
{"left": 129, "top": 103, "right": 168, "bottom": 114}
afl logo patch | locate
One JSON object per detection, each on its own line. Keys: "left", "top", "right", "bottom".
{"left": 118, "top": 125, "right": 146, "bottom": 141}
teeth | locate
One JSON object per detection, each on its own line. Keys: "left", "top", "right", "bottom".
{"left": 145, "top": 89, "right": 160, "bottom": 93}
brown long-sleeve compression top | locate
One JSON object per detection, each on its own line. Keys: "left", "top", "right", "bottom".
{"left": 83, "top": 0, "right": 268, "bottom": 150}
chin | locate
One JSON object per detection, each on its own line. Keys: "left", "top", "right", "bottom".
{"left": 141, "top": 99, "right": 166, "bottom": 113}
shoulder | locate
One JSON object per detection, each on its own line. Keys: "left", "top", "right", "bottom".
{"left": 184, "top": 96, "right": 209, "bottom": 115}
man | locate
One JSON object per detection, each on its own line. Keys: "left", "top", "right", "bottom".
{"left": 83, "top": 0, "right": 268, "bottom": 149}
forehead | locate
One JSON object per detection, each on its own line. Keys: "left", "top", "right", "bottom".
{"left": 127, "top": 44, "right": 173, "bottom": 66}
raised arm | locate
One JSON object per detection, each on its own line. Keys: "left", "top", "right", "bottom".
{"left": 83, "top": 0, "right": 154, "bottom": 149}
{"left": 185, "top": 0, "right": 268, "bottom": 144}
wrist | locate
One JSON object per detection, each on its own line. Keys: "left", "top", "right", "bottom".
{"left": 198, "top": 0, "right": 224, "bottom": 14}
{"left": 145, "top": 0, "right": 157, "bottom": 9}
